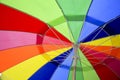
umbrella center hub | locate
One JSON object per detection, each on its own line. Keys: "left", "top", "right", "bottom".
{"left": 73, "top": 44, "right": 79, "bottom": 58}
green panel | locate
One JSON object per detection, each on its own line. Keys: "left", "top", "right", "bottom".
{"left": 68, "top": 61, "right": 84, "bottom": 80}
{"left": 53, "top": 22, "right": 74, "bottom": 42}
{"left": 66, "top": 15, "right": 85, "bottom": 21}
{"left": 1, "top": 0, "right": 65, "bottom": 26}
{"left": 56, "top": 0, "right": 92, "bottom": 43}
{"left": 78, "top": 50, "right": 100, "bottom": 80}
{"left": 57, "top": 0, "right": 92, "bottom": 16}
{"left": 68, "top": 21, "right": 83, "bottom": 43}
{"left": 76, "top": 60, "right": 84, "bottom": 80}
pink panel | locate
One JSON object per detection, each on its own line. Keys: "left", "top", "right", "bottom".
{"left": 0, "top": 31, "right": 41, "bottom": 50}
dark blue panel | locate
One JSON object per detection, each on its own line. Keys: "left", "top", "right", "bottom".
{"left": 81, "top": 28, "right": 109, "bottom": 42}
{"left": 104, "top": 16, "right": 120, "bottom": 35}
{"left": 28, "top": 48, "right": 73, "bottom": 80}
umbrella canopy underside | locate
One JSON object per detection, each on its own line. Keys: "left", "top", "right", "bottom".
{"left": 0, "top": 0, "right": 120, "bottom": 80}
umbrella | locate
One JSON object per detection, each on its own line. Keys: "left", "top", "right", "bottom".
{"left": 0, "top": 0, "right": 120, "bottom": 80}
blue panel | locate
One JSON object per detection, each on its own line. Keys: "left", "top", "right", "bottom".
{"left": 81, "top": 28, "right": 109, "bottom": 42}
{"left": 28, "top": 48, "right": 73, "bottom": 80}
{"left": 87, "top": 0, "right": 120, "bottom": 23}
{"left": 79, "top": 0, "right": 120, "bottom": 43}
{"left": 50, "top": 50, "right": 74, "bottom": 80}
{"left": 86, "top": 16, "right": 105, "bottom": 26}
{"left": 78, "top": 22, "right": 98, "bottom": 42}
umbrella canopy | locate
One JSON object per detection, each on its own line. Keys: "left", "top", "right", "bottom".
{"left": 0, "top": 0, "right": 120, "bottom": 80}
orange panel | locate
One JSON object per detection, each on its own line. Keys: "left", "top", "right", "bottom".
{"left": 0, "top": 45, "right": 44, "bottom": 72}
{"left": 111, "top": 48, "right": 120, "bottom": 59}
{"left": 80, "top": 44, "right": 112, "bottom": 54}
{"left": 43, "top": 44, "right": 71, "bottom": 52}
{"left": 80, "top": 44, "right": 120, "bottom": 59}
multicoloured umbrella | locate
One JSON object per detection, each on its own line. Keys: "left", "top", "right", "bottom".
{"left": 0, "top": 0, "right": 120, "bottom": 80}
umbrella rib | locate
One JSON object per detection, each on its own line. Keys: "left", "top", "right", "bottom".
{"left": 81, "top": 35, "right": 113, "bottom": 54}
{"left": 81, "top": 26, "right": 109, "bottom": 52}
{"left": 55, "top": 0, "right": 75, "bottom": 43}
{"left": 103, "top": 63, "right": 120, "bottom": 79}
{"left": 80, "top": 15, "right": 120, "bottom": 52}
{"left": 42, "top": 27, "right": 71, "bottom": 56}
{"left": 85, "top": 47, "right": 120, "bottom": 57}
{"left": 76, "top": 50, "right": 85, "bottom": 80}
{"left": 77, "top": 53, "right": 95, "bottom": 71}
{"left": 80, "top": 15, "right": 120, "bottom": 43}
{"left": 78, "top": 0, "right": 94, "bottom": 44}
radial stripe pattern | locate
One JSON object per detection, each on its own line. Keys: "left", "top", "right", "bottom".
{"left": 0, "top": 0, "right": 120, "bottom": 80}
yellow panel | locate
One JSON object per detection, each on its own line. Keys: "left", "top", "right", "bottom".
{"left": 82, "top": 35, "right": 120, "bottom": 47}
{"left": 111, "top": 35, "right": 120, "bottom": 47}
{"left": 82, "top": 36, "right": 112, "bottom": 46}
{"left": 1, "top": 47, "right": 71, "bottom": 80}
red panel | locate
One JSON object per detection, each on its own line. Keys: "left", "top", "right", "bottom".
{"left": 81, "top": 47, "right": 100, "bottom": 66}
{"left": 36, "top": 35, "right": 43, "bottom": 44}
{"left": 80, "top": 46, "right": 120, "bottom": 80}
{"left": 94, "top": 64, "right": 119, "bottom": 80}
{"left": 42, "top": 35, "right": 72, "bottom": 45}
{"left": 0, "top": 4, "right": 49, "bottom": 34}
{"left": 45, "top": 28, "right": 71, "bottom": 43}
{"left": 103, "top": 58, "right": 120, "bottom": 77}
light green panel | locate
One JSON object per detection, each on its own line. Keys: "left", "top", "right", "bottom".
{"left": 1, "top": 0, "right": 74, "bottom": 42}
{"left": 78, "top": 50, "right": 100, "bottom": 80}
{"left": 1, "top": 0, "right": 65, "bottom": 25}
{"left": 48, "top": 16, "right": 66, "bottom": 26}
{"left": 68, "top": 21, "right": 83, "bottom": 43}
{"left": 53, "top": 22, "right": 74, "bottom": 43}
